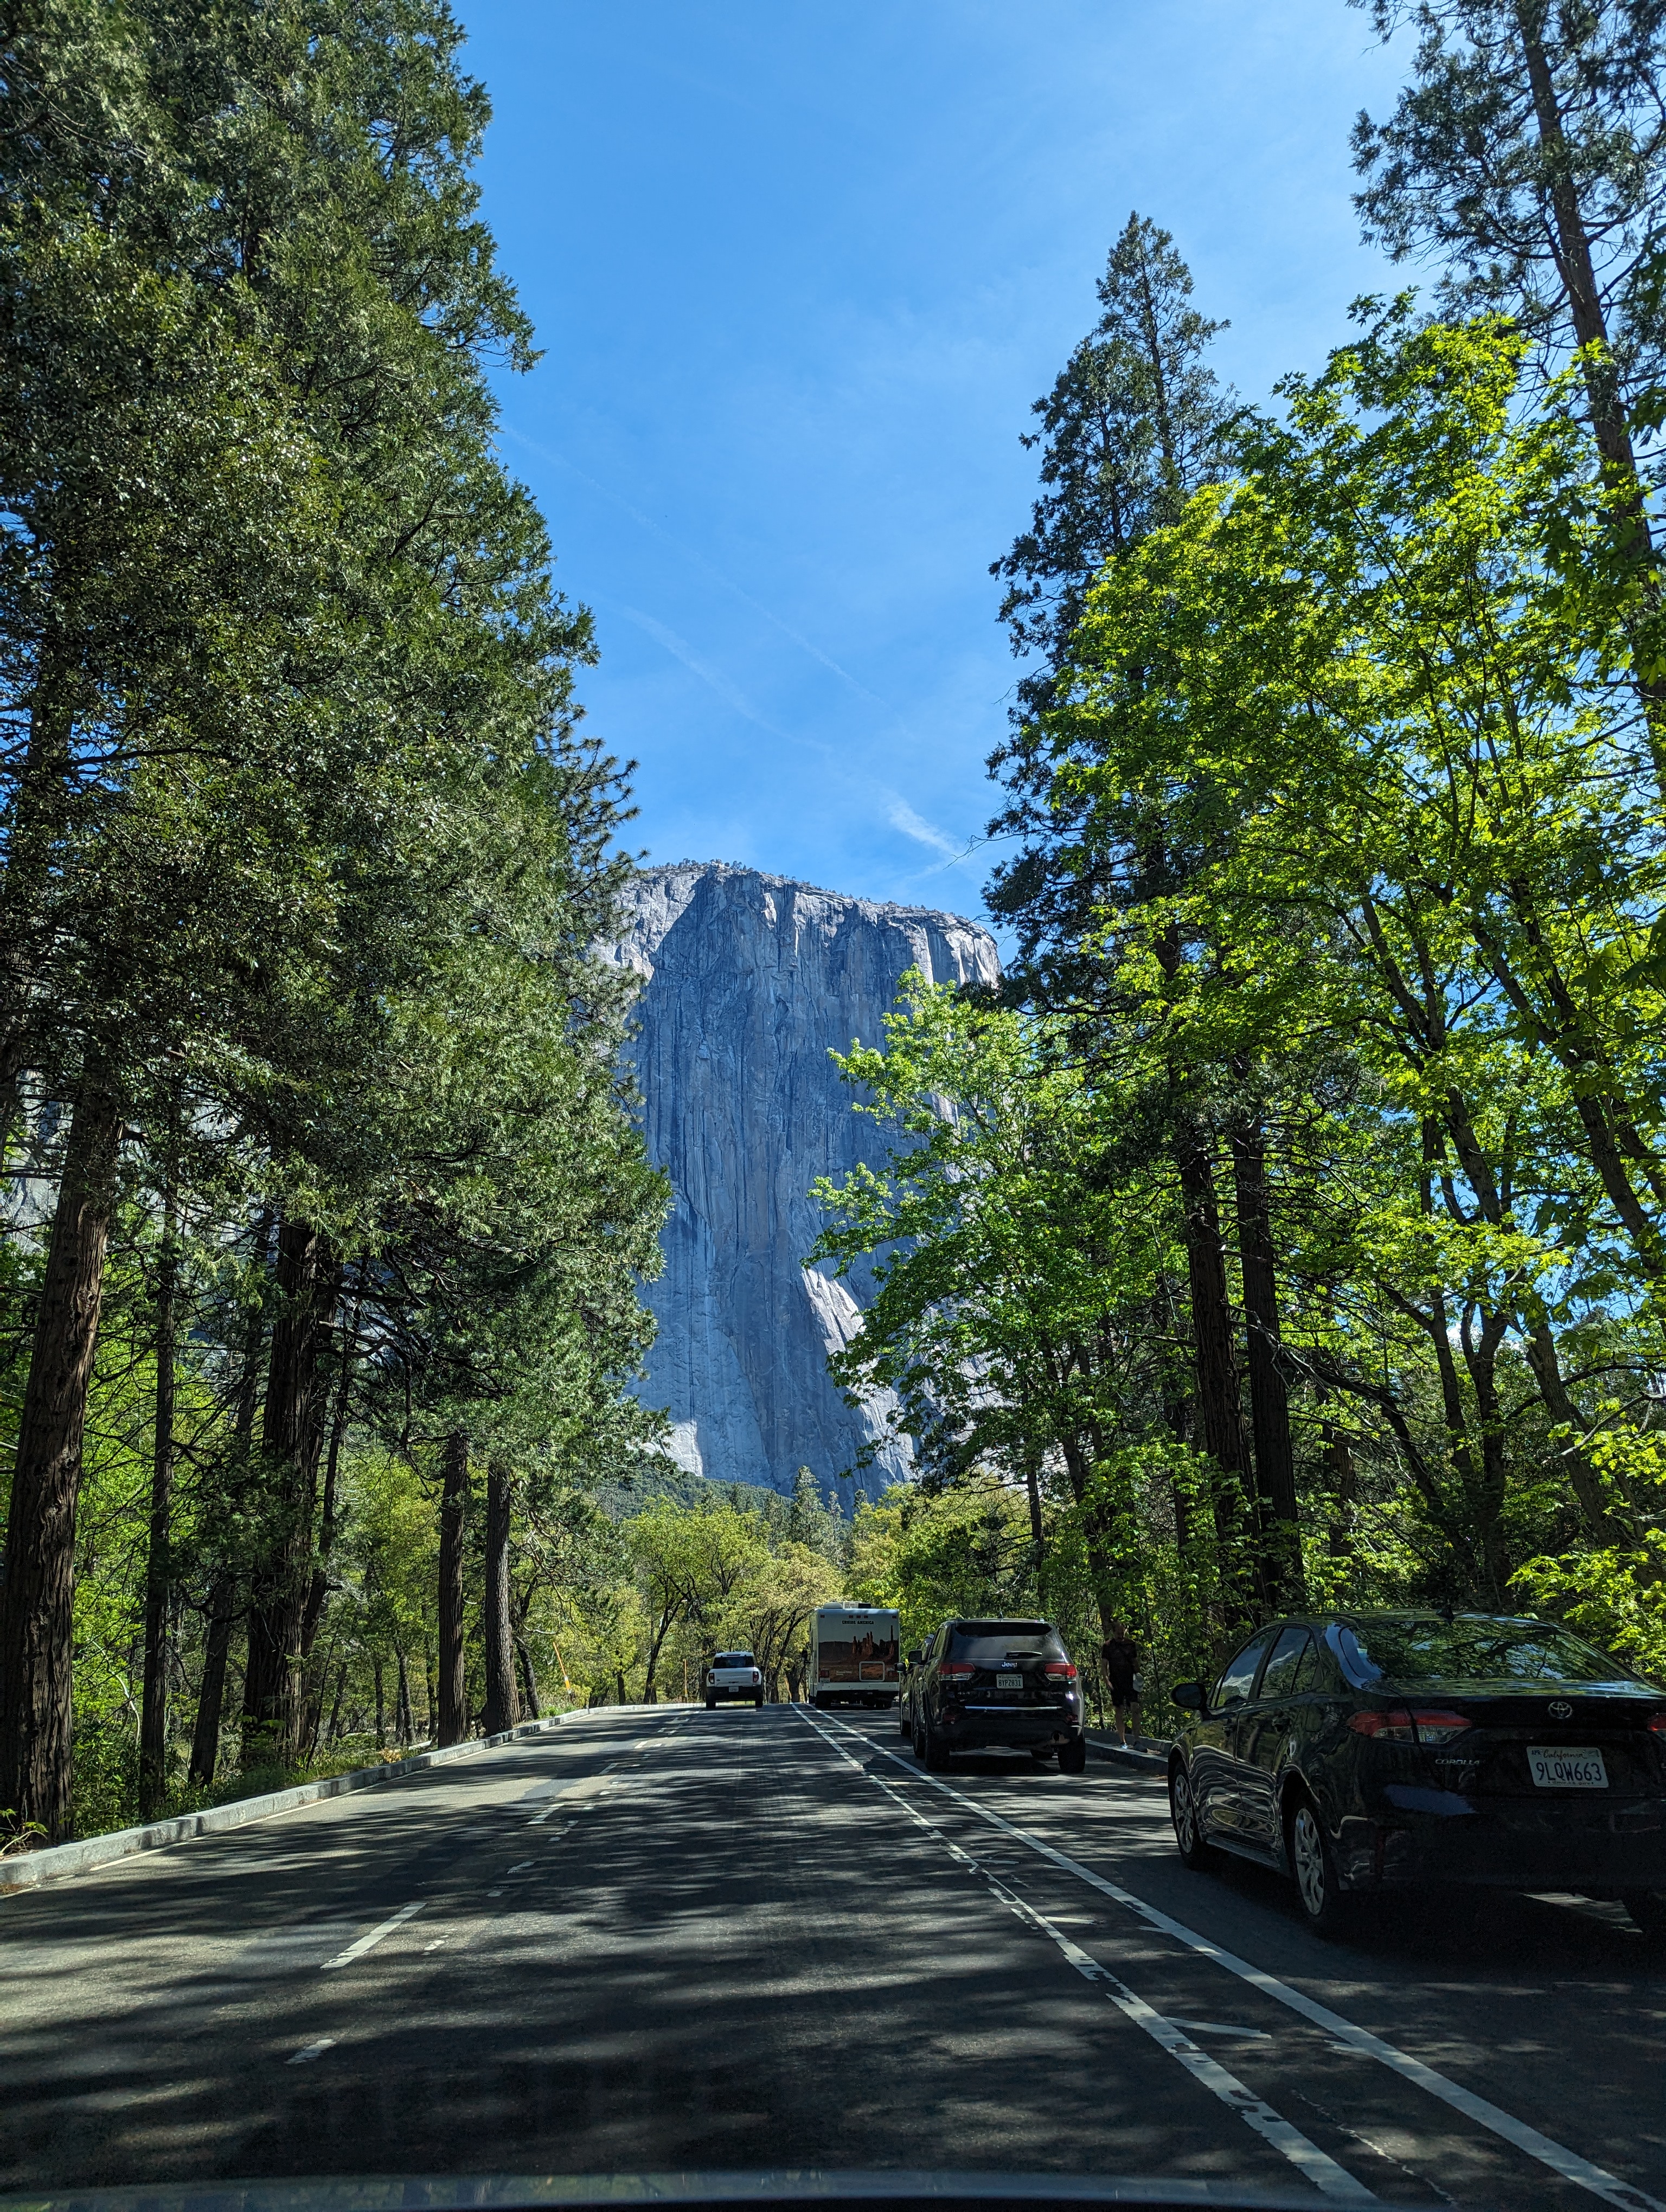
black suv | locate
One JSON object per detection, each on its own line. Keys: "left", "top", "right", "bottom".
{"left": 1168, "top": 1609, "right": 1666, "bottom": 1937}
{"left": 909, "top": 1616, "right": 1087, "bottom": 1772}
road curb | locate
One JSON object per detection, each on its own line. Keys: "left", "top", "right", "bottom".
{"left": 0, "top": 1702, "right": 691, "bottom": 1897}
{"left": 1086, "top": 1733, "right": 1171, "bottom": 1776}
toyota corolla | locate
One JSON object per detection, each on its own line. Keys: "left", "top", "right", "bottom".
{"left": 1167, "top": 1609, "right": 1666, "bottom": 1937}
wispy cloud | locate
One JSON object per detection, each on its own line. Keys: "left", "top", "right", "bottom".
{"left": 503, "top": 424, "right": 897, "bottom": 718}
{"left": 614, "top": 603, "right": 796, "bottom": 741}
{"left": 886, "top": 796, "right": 968, "bottom": 863}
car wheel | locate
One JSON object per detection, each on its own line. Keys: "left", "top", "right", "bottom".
{"left": 1287, "top": 1797, "right": 1353, "bottom": 1939}
{"left": 923, "top": 1719, "right": 951, "bottom": 1771}
{"left": 1029, "top": 1745, "right": 1057, "bottom": 1761}
{"left": 899, "top": 1703, "right": 912, "bottom": 1739}
{"left": 1624, "top": 1889, "right": 1666, "bottom": 1938}
{"left": 1170, "top": 1761, "right": 1216, "bottom": 1869}
{"left": 754, "top": 1695, "right": 764, "bottom": 1709}
{"left": 704, "top": 1696, "right": 715, "bottom": 1711}
{"left": 1057, "top": 1734, "right": 1087, "bottom": 1774}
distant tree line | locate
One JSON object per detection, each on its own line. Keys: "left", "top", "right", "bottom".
{"left": 816, "top": 0, "right": 1666, "bottom": 1713}
{"left": 0, "top": 0, "right": 669, "bottom": 1847}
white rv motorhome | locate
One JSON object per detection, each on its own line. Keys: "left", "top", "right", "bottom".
{"left": 810, "top": 1604, "right": 901, "bottom": 1709}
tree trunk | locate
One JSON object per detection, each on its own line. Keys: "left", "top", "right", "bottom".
{"left": 437, "top": 1430, "right": 470, "bottom": 1746}
{"left": 188, "top": 1573, "right": 238, "bottom": 1787}
{"left": 1514, "top": 8, "right": 1640, "bottom": 484}
{"left": 1230, "top": 1120, "right": 1301, "bottom": 1607}
{"left": 395, "top": 1648, "right": 413, "bottom": 1746}
{"left": 1522, "top": 1321, "right": 1630, "bottom": 1547}
{"left": 242, "top": 1219, "right": 336, "bottom": 1766}
{"left": 515, "top": 1634, "right": 540, "bottom": 1719}
{"left": 1322, "top": 1414, "right": 1356, "bottom": 1565}
{"left": 300, "top": 1296, "right": 355, "bottom": 1666}
{"left": 138, "top": 1185, "right": 178, "bottom": 1822}
{"left": 0, "top": 1071, "right": 122, "bottom": 1843}
{"left": 325, "top": 1661, "right": 347, "bottom": 1747}
{"left": 482, "top": 1461, "right": 520, "bottom": 1737}
{"left": 1458, "top": 1303, "right": 1513, "bottom": 1606}
{"left": 374, "top": 1656, "right": 386, "bottom": 1750}
{"left": 1174, "top": 1123, "right": 1254, "bottom": 1622}
{"left": 1022, "top": 1454, "right": 1045, "bottom": 1558}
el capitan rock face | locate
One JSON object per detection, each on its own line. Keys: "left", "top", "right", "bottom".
{"left": 608, "top": 861, "right": 999, "bottom": 1498}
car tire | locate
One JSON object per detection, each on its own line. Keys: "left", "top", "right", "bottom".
{"left": 923, "top": 1719, "right": 951, "bottom": 1771}
{"left": 754, "top": 1695, "right": 764, "bottom": 1709}
{"left": 1057, "top": 1734, "right": 1087, "bottom": 1775}
{"left": 1170, "top": 1761, "right": 1216, "bottom": 1870}
{"left": 1287, "top": 1795, "right": 1354, "bottom": 1940}
{"left": 1624, "top": 1889, "right": 1666, "bottom": 1938}
{"left": 899, "top": 1703, "right": 912, "bottom": 1740}
{"left": 704, "top": 1696, "right": 715, "bottom": 1711}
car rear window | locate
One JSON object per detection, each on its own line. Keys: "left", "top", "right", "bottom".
{"left": 949, "top": 1621, "right": 1064, "bottom": 1664}
{"left": 1337, "top": 1616, "right": 1633, "bottom": 1689}
{"left": 713, "top": 1652, "right": 754, "bottom": 1668}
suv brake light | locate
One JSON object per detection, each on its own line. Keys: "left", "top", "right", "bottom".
{"left": 1650, "top": 1713, "right": 1666, "bottom": 1735}
{"left": 938, "top": 1663, "right": 975, "bottom": 1682}
{"left": 1044, "top": 1661, "right": 1078, "bottom": 1680}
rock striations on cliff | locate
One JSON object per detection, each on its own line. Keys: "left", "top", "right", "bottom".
{"left": 607, "top": 861, "right": 999, "bottom": 1499}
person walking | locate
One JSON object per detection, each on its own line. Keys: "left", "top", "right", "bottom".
{"left": 1103, "top": 1621, "right": 1142, "bottom": 1746}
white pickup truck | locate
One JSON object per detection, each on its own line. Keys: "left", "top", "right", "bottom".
{"left": 704, "top": 1649, "right": 764, "bottom": 1709}
{"left": 811, "top": 1604, "right": 901, "bottom": 1710}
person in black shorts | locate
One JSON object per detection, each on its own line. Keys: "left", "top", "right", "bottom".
{"left": 1103, "top": 1622, "right": 1142, "bottom": 1746}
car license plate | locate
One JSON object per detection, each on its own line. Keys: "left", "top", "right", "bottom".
{"left": 1528, "top": 1745, "right": 1607, "bottom": 1789}
{"left": 997, "top": 1673, "right": 1024, "bottom": 1690}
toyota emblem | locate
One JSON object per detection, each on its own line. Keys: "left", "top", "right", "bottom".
{"left": 1548, "top": 1700, "right": 1573, "bottom": 1719}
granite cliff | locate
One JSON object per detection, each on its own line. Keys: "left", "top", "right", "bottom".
{"left": 607, "top": 861, "right": 999, "bottom": 1499}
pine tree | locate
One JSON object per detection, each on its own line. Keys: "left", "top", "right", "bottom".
{"left": 0, "top": 0, "right": 653, "bottom": 1837}
{"left": 983, "top": 220, "right": 1300, "bottom": 1612}
{"left": 1352, "top": 2, "right": 1666, "bottom": 490}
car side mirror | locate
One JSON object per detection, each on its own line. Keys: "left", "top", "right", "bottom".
{"left": 1171, "top": 1679, "right": 1207, "bottom": 1714}
{"left": 908, "top": 1645, "right": 923, "bottom": 1666}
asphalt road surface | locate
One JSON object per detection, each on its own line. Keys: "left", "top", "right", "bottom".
{"left": 2, "top": 1703, "right": 1663, "bottom": 2208}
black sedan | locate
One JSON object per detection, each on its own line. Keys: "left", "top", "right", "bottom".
{"left": 1167, "top": 1609, "right": 1666, "bottom": 1938}
{"left": 910, "top": 1615, "right": 1087, "bottom": 1773}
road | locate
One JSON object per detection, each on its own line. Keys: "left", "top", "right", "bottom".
{"left": 2, "top": 1703, "right": 1663, "bottom": 2208}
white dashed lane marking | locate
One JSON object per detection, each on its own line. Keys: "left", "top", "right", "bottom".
{"left": 815, "top": 1711, "right": 1666, "bottom": 2212}
{"left": 798, "top": 1711, "right": 1372, "bottom": 2202}
{"left": 319, "top": 1899, "right": 425, "bottom": 1971}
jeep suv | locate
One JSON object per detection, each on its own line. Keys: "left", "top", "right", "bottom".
{"left": 912, "top": 1617, "right": 1087, "bottom": 1772}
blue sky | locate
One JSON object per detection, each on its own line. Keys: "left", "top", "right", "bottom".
{"left": 456, "top": 2, "right": 1406, "bottom": 930}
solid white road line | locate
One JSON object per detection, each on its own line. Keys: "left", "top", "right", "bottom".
{"left": 319, "top": 1899, "right": 425, "bottom": 1971}
{"left": 816, "top": 1713, "right": 1666, "bottom": 2212}
{"left": 286, "top": 2038, "right": 336, "bottom": 2065}
{"left": 800, "top": 1713, "right": 1371, "bottom": 2202}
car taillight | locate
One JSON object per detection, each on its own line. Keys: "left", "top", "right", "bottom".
{"left": 1348, "top": 1706, "right": 1471, "bottom": 1745}
{"left": 751, "top": 1670, "right": 760, "bottom": 1684}
{"left": 1409, "top": 1708, "right": 1472, "bottom": 1746}
{"left": 1044, "top": 1661, "right": 1078, "bottom": 1680}
{"left": 1650, "top": 1712, "right": 1666, "bottom": 1735}
{"left": 938, "top": 1663, "right": 975, "bottom": 1682}
{"left": 1349, "top": 1707, "right": 1416, "bottom": 1741}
